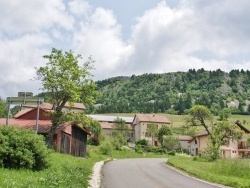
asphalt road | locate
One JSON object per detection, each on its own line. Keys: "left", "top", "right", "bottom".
{"left": 101, "top": 158, "right": 223, "bottom": 188}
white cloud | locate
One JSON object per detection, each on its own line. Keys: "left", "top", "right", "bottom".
{"left": 68, "top": 0, "right": 91, "bottom": 17}
{"left": 72, "top": 7, "right": 133, "bottom": 80}
{"left": 0, "top": 0, "right": 75, "bottom": 34}
{"left": 0, "top": 33, "right": 51, "bottom": 98}
{"left": 125, "top": 0, "right": 250, "bottom": 75}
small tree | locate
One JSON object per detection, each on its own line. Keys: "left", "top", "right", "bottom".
{"left": 218, "top": 108, "right": 232, "bottom": 121}
{"left": 146, "top": 123, "right": 159, "bottom": 146}
{"left": 163, "top": 135, "right": 180, "bottom": 151}
{"left": 35, "top": 48, "right": 99, "bottom": 147}
{"left": 207, "top": 120, "right": 243, "bottom": 161}
{"left": 158, "top": 126, "right": 172, "bottom": 145}
{"left": 111, "top": 117, "right": 129, "bottom": 150}
{"left": 112, "top": 117, "right": 129, "bottom": 139}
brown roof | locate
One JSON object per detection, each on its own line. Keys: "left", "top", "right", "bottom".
{"left": 195, "top": 128, "right": 212, "bottom": 137}
{"left": 23, "top": 102, "right": 86, "bottom": 110}
{"left": 0, "top": 118, "right": 91, "bottom": 135}
{"left": 134, "top": 114, "right": 171, "bottom": 124}
{"left": 0, "top": 118, "right": 52, "bottom": 133}
{"left": 100, "top": 122, "right": 134, "bottom": 130}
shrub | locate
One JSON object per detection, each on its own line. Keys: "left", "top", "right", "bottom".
{"left": 112, "top": 133, "right": 127, "bottom": 150}
{"left": 148, "top": 146, "right": 164, "bottom": 154}
{"left": 135, "top": 144, "right": 143, "bottom": 154}
{"left": 0, "top": 126, "right": 49, "bottom": 170}
{"left": 163, "top": 135, "right": 180, "bottom": 150}
{"left": 136, "top": 139, "right": 148, "bottom": 146}
{"left": 99, "top": 140, "right": 113, "bottom": 155}
{"left": 167, "top": 150, "right": 176, "bottom": 156}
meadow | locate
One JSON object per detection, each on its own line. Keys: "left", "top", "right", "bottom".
{"left": 168, "top": 155, "right": 250, "bottom": 188}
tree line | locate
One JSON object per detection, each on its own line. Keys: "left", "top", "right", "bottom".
{"left": 87, "top": 69, "right": 250, "bottom": 115}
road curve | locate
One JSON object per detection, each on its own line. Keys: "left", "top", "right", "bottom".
{"left": 101, "top": 158, "right": 222, "bottom": 188}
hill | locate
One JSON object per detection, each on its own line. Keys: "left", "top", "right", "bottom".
{"left": 87, "top": 69, "right": 250, "bottom": 115}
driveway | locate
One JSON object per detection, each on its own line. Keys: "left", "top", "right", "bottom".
{"left": 101, "top": 158, "right": 224, "bottom": 188}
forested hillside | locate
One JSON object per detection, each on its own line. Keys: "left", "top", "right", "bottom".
{"left": 88, "top": 69, "right": 250, "bottom": 115}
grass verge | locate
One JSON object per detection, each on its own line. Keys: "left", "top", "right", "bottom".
{"left": 167, "top": 154, "right": 250, "bottom": 188}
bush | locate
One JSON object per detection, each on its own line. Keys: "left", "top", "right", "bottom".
{"left": 167, "top": 150, "right": 176, "bottom": 156}
{"left": 135, "top": 144, "right": 143, "bottom": 154}
{"left": 136, "top": 139, "right": 148, "bottom": 146}
{"left": 99, "top": 140, "right": 113, "bottom": 155}
{"left": 0, "top": 126, "right": 49, "bottom": 170}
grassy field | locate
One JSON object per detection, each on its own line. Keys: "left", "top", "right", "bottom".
{"left": 168, "top": 154, "right": 250, "bottom": 188}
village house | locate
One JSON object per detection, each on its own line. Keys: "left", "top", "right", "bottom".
{"left": 174, "top": 135, "right": 192, "bottom": 153}
{"left": 132, "top": 113, "right": 171, "bottom": 146}
{"left": 88, "top": 115, "right": 134, "bottom": 142}
{"left": 189, "top": 123, "right": 250, "bottom": 158}
{"left": 0, "top": 102, "right": 90, "bottom": 157}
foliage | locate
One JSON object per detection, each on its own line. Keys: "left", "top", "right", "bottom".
{"left": 92, "top": 69, "right": 250, "bottom": 115}
{"left": 163, "top": 135, "right": 180, "bottom": 151}
{"left": 146, "top": 123, "right": 159, "bottom": 146}
{"left": 207, "top": 121, "right": 243, "bottom": 161}
{"left": 111, "top": 133, "right": 127, "bottom": 150}
{"left": 35, "top": 48, "right": 98, "bottom": 147}
{"left": 0, "top": 126, "right": 49, "bottom": 170}
{"left": 136, "top": 139, "right": 148, "bottom": 146}
{"left": 218, "top": 108, "right": 232, "bottom": 120}
{"left": 135, "top": 144, "right": 143, "bottom": 154}
{"left": 158, "top": 126, "right": 172, "bottom": 145}
{"left": 0, "top": 97, "right": 7, "bottom": 118}
{"left": 112, "top": 117, "right": 129, "bottom": 138}
{"left": 99, "top": 139, "right": 113, "bottom": 155}
{"left": 187, "top": 105, "right": 213, "bottom": 134}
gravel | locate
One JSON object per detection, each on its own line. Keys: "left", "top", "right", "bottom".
{"left": 88, "top": 161, "right": 105, "bottom": 188}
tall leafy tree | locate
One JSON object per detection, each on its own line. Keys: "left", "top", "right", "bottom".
{"left": 187, "top": 105, "right": 213, "bottom": 134}
{"left": 36, "top": 48, "right": 99, "bottom": 147}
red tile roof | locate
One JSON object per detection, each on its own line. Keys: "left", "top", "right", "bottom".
{"left": 0, "top": 118, "right": 52, "bottom": 133}
{"left": 134, "top": 114, "right": 171, "bottom": 124}
{"left": 0, "top": 118, "right": 91, "bottom": 135}
{"left": 14, "top": 108, "right": 33, "bottom": 118}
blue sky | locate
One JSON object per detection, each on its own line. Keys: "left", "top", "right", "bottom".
{"left": 0, "top": 0, "right": 250, "bottom": 99}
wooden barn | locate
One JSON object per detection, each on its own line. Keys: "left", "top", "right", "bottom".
{"left": 0, "top": 104, "right": 91, "bottom": 158}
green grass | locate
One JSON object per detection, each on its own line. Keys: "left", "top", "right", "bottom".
{"left": 0, "top": 146, "right": 166, "bottom": 188}
{"left": 168, "top": 155, "right": 250, "bottom": 188}
{"left": 0, "top": 151, "right": 103, "bottom": 188}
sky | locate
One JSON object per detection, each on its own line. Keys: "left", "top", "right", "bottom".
{"left": 1, "top": 0, "right": 250, "bottom": 99}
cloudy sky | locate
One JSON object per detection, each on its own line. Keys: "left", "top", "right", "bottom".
{"left": 1, "top": 0, "right": 250, "bottom": 99}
